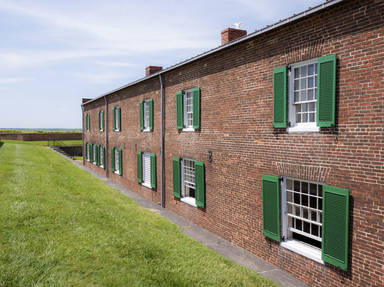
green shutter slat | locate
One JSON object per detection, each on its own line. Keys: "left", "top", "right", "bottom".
{"left": 98, "top": 111, "right": 101, "bottom": 131}
{"left": 90, "top": 144, "right": 93, "bottom": 163}
{"left": 261, "top": 174, "right": 281, "bottom": 242}
{"left": 195, "top": 161, "right": 205, "bottom": 208}
{"left": 150, "top": 153, "right": 156, "bottom": 189}
{"left": 113, "top": 108, "right": 116, "bottom": 131}
{"left": 103, "top": 146, "right": 106, "bottom": 169}
{"left": 272, "top": 66, "right": 287, "bottom": 128}
{"left": 137, "top": 152, "right": 142, "bottom": 183}
{"left": 85, "top": 143, "right": 88, "bottom": 161}
{"left": 118, "top": 148, "right": 122, "bottom": 175}
{"left": 117, "top": 107, "right": 121, "bottom": 131}
{"left": 176, "top": 91, "right": 183, "bottom": 130}
{"left": 96, "top": 145, "right": 99, "bottom": 166}
{"left": 322, "top": 185, "right": 349, "bottom": 271}
{"left": 149, "top": 99, "right": 154, "bottom": 131}
{"left": 317, "top": 54, "right": 336, "bottom": 127}
{"left": 111, "top": 148, "right": 115, "bottom": 172}
{"left": 139, "top": 101, "right": 144, "bottom": 131}
{"left": 172, "top": 157, "right": 181, "bottom": 198}
{"left": 192, "top": 88, "right": 200, "bottom": 130}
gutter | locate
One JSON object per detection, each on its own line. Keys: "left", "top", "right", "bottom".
{"left": 159, "top": 74, "right": 165, "bottom": 208}
{"left": 104, "top": 96, "right": 109, "bottom": 177}
{"left": 81, "top": 0, "right": 343, "bottom": 107}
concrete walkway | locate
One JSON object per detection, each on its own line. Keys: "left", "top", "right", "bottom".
{"left": 53, "top": 149, "right": 307, "bottom": 287}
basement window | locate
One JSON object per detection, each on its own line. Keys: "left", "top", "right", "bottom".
{"left": 281, "top": 177, "right": 324, "bottom": 263}
{"left": 181, "top": 158, "right": 196, "bottom": 207}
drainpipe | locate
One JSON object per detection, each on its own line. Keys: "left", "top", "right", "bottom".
{"left": 159, "top": 74, "right": 165, "bottom": 208}
{"left": 81, "top": 105, "right": 85, "bottom": 166}
{"left": 104, "top": 96, "right": 109, "bottom": 177}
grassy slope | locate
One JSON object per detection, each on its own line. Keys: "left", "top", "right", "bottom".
{"left": 0, "top": 143, "right": 276, "bottom": 287}
{"left": 0, "top": 140, "right": 82, "bottom": 147}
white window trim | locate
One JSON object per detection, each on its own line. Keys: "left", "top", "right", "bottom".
{"left": 99, "top": 111, "right": 104, "bottom": 132}
{"left": 114, "top": 107, "right": 120, "bottom": 132}
{"left": 280, "top": 177, "right": 324, "bottom": 263}
{"left": 114, "top": 148, "right": 120, "bottom": 175}
{"left": 182, "top": 89, "right": 194, "bottom": 131}
{"left": 93, "top": 145, "right": 97, "bottom": 164}
{"left": 142, "top": 152, "right": 152, "bottom": 189}
{"left": 143, "top": 100, "right": 150, "bottom": 132}
{"left": 99, "top": 147, "right": 104, "bottom": 168}
{"left": 181, "top": 158, "right": 196, "bottom": 207}
{"left": 287, "top": 59, "right": 320, "bottom": 133}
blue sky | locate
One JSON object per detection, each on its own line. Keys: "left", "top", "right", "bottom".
{"left": 0, "top": 0, "right": 323, "bottom": 129}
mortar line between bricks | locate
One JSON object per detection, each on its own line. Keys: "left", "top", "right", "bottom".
{"left": 50, "top": 148, "right": 308, "bottom": 287}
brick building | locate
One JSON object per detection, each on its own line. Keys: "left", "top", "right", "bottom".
{"left": 81, "top": 0, "right": 384, "bottom": 286}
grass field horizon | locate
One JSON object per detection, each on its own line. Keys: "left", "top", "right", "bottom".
{"left": 0, "top": 142, "right": 276, "bottom": 287}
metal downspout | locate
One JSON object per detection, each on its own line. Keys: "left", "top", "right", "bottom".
{"left": 104, "top": 96, "right": 109, "bottom": 177}
{"left": 159, "top": 74, "right": 165, "bottom": 208}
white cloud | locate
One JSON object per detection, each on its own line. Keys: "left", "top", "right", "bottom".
{"left": 0, "top": 77, "right": 31, "bottom": 84}
{"left": 93, "top": 61, "right": 135, "bottom": 68}
{"left": 74, "top": 72, "right": 131, "bottom": 84}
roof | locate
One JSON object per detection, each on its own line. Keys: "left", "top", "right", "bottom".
{"left": 83, "top": 0, "right": 344, "bottom": 106}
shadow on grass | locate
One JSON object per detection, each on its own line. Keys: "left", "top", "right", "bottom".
{"left": 0, "top": 142, "right": 3, "bottom": 149}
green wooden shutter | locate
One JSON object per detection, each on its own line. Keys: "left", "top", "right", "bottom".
{"left": 272, "top": 66, "right": 287, "bottom": 128}
{"left": 137, "top": 152, "right": 142, "bottom": 183}
{"left": 118, "top": 148, "right": 122, "bottom": 175}
{"left": 149, "top": 99, "right": 154, "bottom": 131}
{"left": 317, "top": 54, "right": 336, "bottom": 127}
{"left": 150, "top": 153, "right": 156, "bottom": 189}
{"left": 322, "top": 185, "right": 349, "bottom": 271}
{"left": 192, "top": 88, "right": 200, "bottom": 130}
{"left": 85, "top": 143, "right": 88, "bottom": 161}
{"left": 176, "top": 91, "right": 183, "bottom": 130}
{"left": 102, "top": 146, "right": 106, "bottom": 169}
{"left": 111, "top": 148, "right": 115, "bottom": 172}
{"left": 172, "top": 157, "right": 181, "bottom": 198}
{"left": 261, "top": 175, "right": 280, "bottom": 242}
{"left": 117, "top": 107, "right": 121, "bottom": 131}
{"left": 113, "top": 108, "right": 116, "bottom": 131}
{"left": 195, "top": 161, "right": 205, "bottom": 208}
{"left": 139, "top": 101, "right": 144, "bottom": 131}
{"left": 98, "top": 111, "right": 101, "bottom": 130}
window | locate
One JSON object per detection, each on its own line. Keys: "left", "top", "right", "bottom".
{"left": 99, "top": 145, "right": 105, "bottom": 168}
{"left": 261, "top": 174, "right": 350, "bottom": 270}
{"left": 140, "top": 99, "right": 153, "bottom": 132}
{"left": 176, "top": 88, "right": 200, "bottom": 131}
{"left": 86, "top": 143, "right": 90, "bottom": 161}
{"left": 137, "top": 152, "right": 156, "bottom": 189}
{"left": 172, "top": 157, "right": 205, "bottom": 208}
{"left": 113, "top": 106, "right": 121, "bottom": 131}
{"left": 86, "top": 114, "right": 90, "bottom": 131}
{"left": 288, "top": 60, "right": 319, "bottom": 132}
{"left": 111, "top": 147, "right": 122, "bottom": 175}
{"left": 99, "top": 110, "right": 104, "bottom": 131}
{"left": 93, "top": 144, "right": 97, "bottom": 164}
{"left": 272, "top": 54, "right": 336, "bottom": 131}
{"left": 281, "top": 178, "right": 323, "bottom": 262}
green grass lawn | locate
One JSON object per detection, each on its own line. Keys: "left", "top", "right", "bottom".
{"left": 0, "top": 139, "right": 82, "bottom": 147}
{"left": 0, "top": 142, "right": 276, "bottom": 287}
{"left": 72, "top": 156, "right": 83, "bottom": 161}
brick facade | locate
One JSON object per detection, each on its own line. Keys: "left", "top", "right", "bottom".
{"left": 82, "top": 1, "right": 384, "bottom": 286}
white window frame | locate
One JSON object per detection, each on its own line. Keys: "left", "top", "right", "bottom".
{"left": 93, "top": 144, "right": 97, "bottom": 164}
{"left": 86, "top": 144, "right": 90, "bottom": 161}
{"left": 143, "top": 100, "right": 150, "bottom": 132}
{"left": 114, "top": 148, "right": 120, "bottom": 174}
{"left": 99, "top": 110, "right": 104, "bottom": 132}
{"left": 99, "top": 146, "right": 104, "bottom": 168}
{"left": 180, "top": 158, "right": 196, "bottom": 207}
{"left": 114, "top": 107, "right": 120, "bottom": 132}
{"left": 280, "top": 177, "right": 324, "bottom": 264}
{"left": 183, "top": 89, "right": 194, "bottom": 131}
{"left": 287, "top": 59, "right": 320, "bottom": 133}
{"left": 142, "top": 152, "right": 151, "bottom": 188}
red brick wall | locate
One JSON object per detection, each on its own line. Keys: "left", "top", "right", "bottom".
{"left": 82, "top": 1, "right": 384, "bottom": 286}
{"left": 0, "top": 133, "right": 81, "bottom": 141}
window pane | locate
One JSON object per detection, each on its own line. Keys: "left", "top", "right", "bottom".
{"left": 308, "top": 64, "right": 314, "bottom": 75}
{"left": 300, "top": 90, "right": 306, "bottom": 102}
{"left": 294, "top": 67, "right": 299, "bottom": 78}
{"left": 294, "top": 80, "right": 299, "bottom": 91}
{"left": 294, "top": 91, "right": 300, "bottom": 103}
{"left": 308, "top": 89, "right": 314, "bottom": 100}
{"left": 300, "top": 65, "right": 307, "bottom": 77}
{"left": 300, "top": 78, "right": 307, "bottom": 90}
{"left": 308, "top": 76, "right": 314, "bottom": 88}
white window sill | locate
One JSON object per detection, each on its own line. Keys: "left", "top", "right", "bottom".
{"left": 114, "top": 171, "right": 121, "bottom": 175}
{"left": 143, "top": 129, "right": 151, "bottom": 132}
{"left": 180, "top": 197, "right": 197, "bottom": 207}
{"left": 114, "top": 129, "right": 120, "bottom": 132}
{"left": 287, "top": 123, "right": 320, "bottom": 133}
{"left": 99, "top": 165, "right": 104, "bottom": 169}
{"left": 93, "top": 161, "right": 97, "bottom": 165}
{"left": 142, "top": 182, "right": 152, "bottom": 189}
{"left": 182, "top": 127, "right": 195, "bottom": 132}
{"left": 280, "top": 240, "right": 324, "bottom": 264}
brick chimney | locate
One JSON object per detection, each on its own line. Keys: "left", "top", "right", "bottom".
{"left": 82, "top": 98, "right": 92, "bottom": 104}
{"left": 221, "top": 28, "right": 247, "bottom": 45}
{"left": 145, "top": 66, "right": 163, "bottom": 76}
